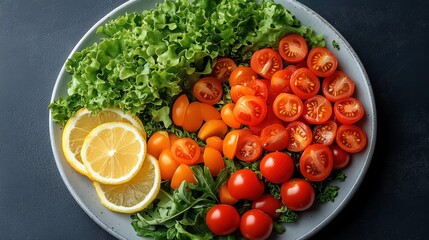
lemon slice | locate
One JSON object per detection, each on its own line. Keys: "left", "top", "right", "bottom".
{"left": 93, "top": 154, "right": 161, "bottom": 213}
{"left": 62, "top": 108, "right": 145, "bottom": 177}
{"left": 80, "top": 122, "right": 147, "bottom": 184}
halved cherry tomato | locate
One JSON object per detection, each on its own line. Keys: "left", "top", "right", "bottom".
{"left": 172, "top": 94, "right": 189, "bottom": 126}
{"left": 248, "top": 79, "right": 268, "bottom": 101}
{"left": 230, "top": 85, "right": 255, "bottom": 102}
{"left": 260, "top": 79, "right": 278, "bottom": 105}
{"left": 250, "top": 48, "right": 283, "bottom": 80}
{"left": 290, "top": 68, "right": 320, "bottom": 100}
{"left": 193, "top": 77, "right": 223, "bottom": 105}
{"left": 158, "top": 149, "right": 180, "bottom": 181}
{"left": 200, "top": 103, "right": 221, "bottom": 121}
{"left": 286, "top": 121, "right": 312, "bottom": 152}
{"left": 334, "top": 97, "right": 365, "bottom": 124}
{"left": 322, "top": 71, "right": 355, "bottom": 102}
{"left": 278, "top": 34, "right": 308, "bottom": 64}
{"left": 302, "top": 95, "right": 333, "bottom": 124}
{"left": 182, "top": 102, "right": 204, "bottom": 132}
{"left": 285, "top": 64, "right": 298, "bottom": 72}
{"left": 221, "top": 103, "right": 241, "bottom": 129}
{"left": 147, "top": 131, "right": 171, "bottom": 159}
{"left": 203, "top": 147, "right": 225, "bottom": 176}
{"left": 299, "top": 144, "right": 334, "bottom": 182}
{"left": 260, "top": 123, "right": 289, "bottom": 151}
{"left": 206, "top": 136, "right": 223, "bottom": 154}
{"left": 235, "top": 133, "right": 263, "bottom": 162}
{"left": 228, "top": 169, "right": 264, "bottom": 200}
{"left": 260, "top": 152, "right": 294, "bottom": 184}
{"left": 171, "top": 138, "right": 200, "bottom": 165}
{"left": 219, "top": 184, "right": 239, "bottom": 205}
{"left": 223, "top": 129, "right": 243, "bottom": 159}
{"left": 252, "top": 194, "right": 283, "bottom": 219}
{"left": 281, "top": 178, "right": 315, "bottom": 211}
{"left": 196, "top": 146, "right": 205, "bottom": 164}
{"left": 336, "top": 124, "right": 367, "bottom": 153}
{"left": 249, "top": 106, "right": 282, "bottom": 135}
{"left": 171, "top": 164, "right": 197, "bottom": 189}
{"left": 272, "top": 93, "right": 303, "bottom": 122}
{"left": 230, "top": 66, "right": 258, "bottom": 86}
{"left": 233, "top": 95, "right": 267, "bottom": 126}
{"left": 307, "top": 47, "right": 338, "bottom": 77}
{"left": 331, "top": 143, "right": 351, "bottom": 169}
{"left": 313, "top": 120, "right": 338, "bottom": 145}
{"left": 168, "top": 133, "right": 179, "bottom": 144}
{"left": 212, "top": 57, "right": 237, "bottom": 82}
{"left": 271, "top": 69, "right": 293, "bottom": 94}
{"left": 240, "top": 209, "right": 273, "bottom": 240}
{"left": 198, "top": 119, "right": 228, "bottom": 141}
{"left": 206, "top": 204, "right": 240, "bottom": 236}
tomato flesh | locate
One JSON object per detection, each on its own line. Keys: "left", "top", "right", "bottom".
{"left": 290, "top": 67, "right": 320, "bottom": 100}
{"left": 312, "top": 120, "right": 338, "bottom": 145}
{"left": 193, "top": 77, "right": 223, "bottom": 105}
{"left": 272, "top": 93, "right": 303, "bottom": 122}
{"left": 286, "top": 121, "right": 312, "bottom": 152}
{"left": 278, "top": 34, "right": 308, "bottom": 64}
{"left": 302, "top": 95, "right": 332, "bottom": 124}
{"left": 271, "top": 68, "right": 294, "bottom": 94}
{"left": 334, "top": 97, "right": 365, "bottom": 124}
{"left": 233, "top": 95, "right": 267, "bottom": 126}
{"left": 212, "top": 58, "right": 237, "bottom": 82}
{"left": 250, "top": 48, "right": 283, "bottom": 80}
{"left": 171, "top": 138, "right": 200, "bottom": 165}
{"left": 322, "top": 71, "right": 355, "bottom": 102}
{"left": 299, "top": 144, "right": 334, "bottom": 182}
{"left": 307, "top": 47, "right": 338, "bottom": 77}
{"left": 336, "top": 124, "right": 367, "bottom": 153}
{"left": 235, "top": 133, "right": 263, "bottom": 162}
{"left": 260, "top": 123, "right": 289, "bottom": 151}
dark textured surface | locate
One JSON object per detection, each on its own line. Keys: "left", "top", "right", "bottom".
{"left": 0, "top": 0, "right": 428, "bottom": 239}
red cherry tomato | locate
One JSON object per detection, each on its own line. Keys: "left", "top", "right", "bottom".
{"left": 248, "top": 79, "right": 269, "bottom": 101}
{"left": 260, "top": 123, "right": 289, "bottom": 151}
{"left": 235, "top": 133, "right": 263, "bottom": 162}
{"left": 278, "top": 34, "right": 308, "bottom": 64}
{"left": 286, "top": 121, "right": 313, "bottom": 152}
{"left": 281, "top": 178, "right": 315, "bottom": 211}
{"left": 290, "top": 68, "right": 320, "bottom": 100}
{"left": 230, "top": 66, "right": 258, "bottom": 86}
{"left": 312, "top": 120, "right": 338, "bottom": 145}
{"left": 228, "top": 169, "right": 264, "bottom": 200}
{"left": 272, "top": 93, "right": 304, "bottom": 122}
{"left": 248, "top": 106, "right": 282, "bottom": 136}
{"left": 250, "top": 48, "right": 283, "bottom": 80}
{"left": 171, "top": 138, "right": 201, "bottom": 165}
{"left": 233, "top": 95, "right": 267, "bottom": 126}
{"left": 240, "top": 209, "right": 273, "bottom": 240}
{"left": 302, "top": 95, "right": 333, "bottom": 124}
{"left": 322, "top": 71, "right": 355, "bottom": 102}
{"left": 212, "top": 57, "right": 237, "bottom": 82}
{"left": 307, "top": 47, "right": 338, "bottom": 77}
{"left": 331, "top": 143, "right": 351, "bottom": 169}
{"left": 270, "top": 68, "right": 294, "bottom": 94}
{"left": 336, "top": 124, "right": 367, "bottom": 153}
{"left": 299, "top": 144, "right": 334, "bottom": 182}
{"left": 260, "top": 152, "right": 294, "bottom": 184}
{"left": 334, "top": 97, "right": 365, "bottom": 125}
{"left": 193, "top": 77, "right": 223, "bottom": 105}
{"left": 230, "top": 85, "right": 256, "bottom": 102}
{"left": 206, "top": 204, "right": 240, "bottom": 236}
{"left": 251, "top": 194, "right": 283, "bottom": 219}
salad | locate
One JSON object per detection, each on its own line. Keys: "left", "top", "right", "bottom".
{"left": 49, "top": 0, "right": 368, "bottom": 239}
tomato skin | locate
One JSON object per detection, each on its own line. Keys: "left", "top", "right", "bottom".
{"left": 302, "top": 95, "right": 333, "bottom": 124}
{"left": 230, "top": 85, "right": 256, "bottom": 102}
{"left": 278, "top": 34, "right": 308, "bottom": 64}
{"left": 206, "top": 204, "right": 240, "bottom": 236}
{"left": 182, "top": 101, "right": 204, "bottom": 132}
{"left": 299, "top": 144, "right": 334, "bottom": 182}
{"left": 260, "top": 123, "right": 289, "bottom": 151}
{"left": 270, "top": 68, "right": 294, "bottom": 95}
{"left": 222, "top": 129, "right": 246, "bottom": 159}
{"left": 221, "top": 103, "right": 241, "bottom": 129}
{"left": 171, "top": 164, "right": 197, "bottom": 189}
{"left": 240, "top": 209, "right": 273, "bottom": 240}
{"left": 286, "top": 121, "right": 313, "bottom": 152}
{"left": 250, "top": 48, "right": 283, "bottom": 80}
{"left": 212, "top": 57, "right": 237, "bottom": 82}
{"left": 200, "top": 103, "right": 221, "bottom": 121}
{"left": 228, "top": 169, "right": 264, "bottom": 200}
{"left": 219, "top": 184, "right": 239, "bottom": 205}
{"left": 203, "top": 147, "right": 225, "bottom": 176}
{"left": 252, "top": 194, "right": 283, "bottom": 219}
{"left": 260, "top": 152, "right": 294, "bottom": 184}
{"left": 235, "top": 133, "right": 263, "bottom": 162}
{"left": 312, "top": 120, "right": 338, "bottom": 145}
{"left": 171, "top": 138, "right": 201, "bottom": 165}
{"left": 206, "top": 136, "right": 223, "bottom": 154}
{"left": 272, "top": 93, "right": 304, "bottom": 122}
{"left": 230, "top": 66, "right": 258, "bottom": 86}
{"left": 334, "top": 97, "right": 365, "bottom": 125}
{"left": 307, "top": 47, "right": 338, "bottom": 77}
{"left": 233, "top": 95, "right": 267, "bottom": 126}
{"left": 158, "top": 149, "right": 180, "bottom": 181}
{"left": 331, "top": 143, "right": 351, "bottom": 169}
{"left": 322, "top": 71, "right": 355, "bottom": 102}
{"left": 172, "top": 94, "right": 189, "bottom": 126}
{"left": 147, "top": 131, "right": 171, "bottom": 159}
{"left": 280, "top": 178, "right": 315, "bottom": 211}
{"left": 193, "top": 77, "right": 223, "bottom": 105}
{"left": 198, "top": 119, "right": 228, "bottom": 141}
{"left": 336, "top": 124, "right": 367, "bottom": 153}
{"left": 290, "top": 68, "right": 320, "bottom": 100}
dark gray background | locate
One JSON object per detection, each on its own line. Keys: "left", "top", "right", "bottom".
{"left": 1, "top": 0, "right": 428, "bottom": 239}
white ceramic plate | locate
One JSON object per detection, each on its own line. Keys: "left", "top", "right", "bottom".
{"left": 49, "top": 0, "right": 377, "bottom": 239}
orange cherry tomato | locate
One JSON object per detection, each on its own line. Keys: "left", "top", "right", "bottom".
{"left": 222, "top": 129, "right": 243, "bottom": 159}
{"left": 221, "top": 103, "right": 241, "bottom": 129}
{"left": 172, "top": 94, "right": 189, "bottom": 126}
{"left": 272, "top": 93, "right": 304, "bottom": 122}
{"left": 229, "top": 66, "right": 258, "bottom": 86}
{"left": 286, "top": 121, "right": 313, "bottom": 152}
{"left": 182, "top": 102, "right": 204, "bottom": 132}
{"left": 302, "top": 95, "right": 333, "bottom": 124}
{"left": 171, "top": 164, "right": 197, "bottom": 189}
{"left": 158, "top": 149, "right": 180, "bottom": 181}
{"left": 230, "top": 85, "right": 256, "bottom": 102}
{"left": 198, "top": 119, "right": 228, "bottom": 141}
{"left": 212, "top": 57, "right": 237, "bottom": 82}
{"left": 290, "top": 68, "right": 320, "bottom": 100}
{"left": 171, "top": 138, "right": 201, "bottom": 165}
{"left": 233, "top": 95, "right": 267, "bottom": 126}
{"left": 235, "top": 133, "right": 263, "bottom": 162}
{"left": 250, "top": 48, "right": 283, "bottom": 80}
{"left": 219, "top": 184, "right": 239, "bottom": 205}
{"left": 203, "top": 147, "right": 225, "bottom": 176}
{"left": 278, "top": 34, "right": 308, "bottom": 64}
{"left": 196, "top": 146, "right": 205, "bottom": 164}
{"left": 168, "top": 133, "right": 179, "bottom": 144}
{"left": 193, "top": 77, "right": 223, "bottom": 105}
{"left": 147, "top": 131, "right": 171, "bottom": 159}
{"left": 307, "top": 47, "right": 338, "bottom": 77}
{"left": 206, "top": 136, "right": 224, "bottom": 154}
{"left": 200, "top": 103, "right": 221, "bottom": 121}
